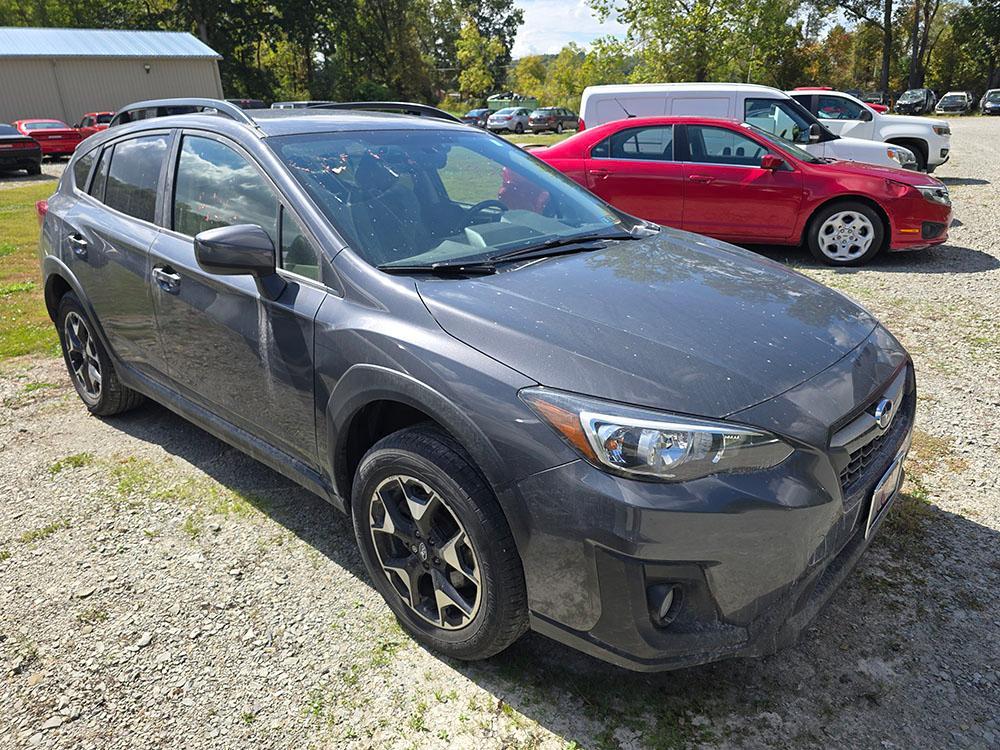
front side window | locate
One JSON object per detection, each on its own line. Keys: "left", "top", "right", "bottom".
{"left": 592, "top": 125, "right": 674, "bottom": 161}
{"left": 173, "top": 136, "right": 279, "bottom": 241}
{"left": 73, "top": 150, "right": 96, "bottom": 191}
{"left": 270, "top": 129, "right": 628, "bottom": 269}
{"left": 744, "top": 98, "right": 816, "bottom": 144}
{"left": 686, "top": 125, "right": 768, "bottom": 166}
{"left": 816, "top": 95, "right": 866, "bottom": 120}
{"left": 103, "top": 134, "right": 169, "bottom": 222}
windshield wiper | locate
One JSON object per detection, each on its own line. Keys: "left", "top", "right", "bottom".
{"left": 490, "top": 230, "right": 635, "bottom": 263}
{"left": 378, "top": 259, "right": 497, "bottom": 275}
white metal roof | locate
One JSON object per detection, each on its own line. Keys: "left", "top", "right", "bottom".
{"left": 0, "top": 27, "right": 221, "bottom": 59}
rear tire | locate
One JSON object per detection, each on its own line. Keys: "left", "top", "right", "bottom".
{"left": 351, "top": 425, "right": 528, "bottom": 661}
{"left": 27, "top": 163, "right": 41, "bottom": 176}
{"left": 807, "top": 201, "right": 885, "bottom": 267}
{"left": 514, "top": 123, "right": 524, "bottom": 134}
{"left": 56, "top": 292, "right": 144, "bottom": 416}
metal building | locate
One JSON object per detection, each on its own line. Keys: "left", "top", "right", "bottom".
{"left": 0, "top": 27, "right": 223, "bottom": 124}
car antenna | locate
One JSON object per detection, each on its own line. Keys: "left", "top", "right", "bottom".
{"left": 614, "top": 98, "right": 636, "bottom": 118}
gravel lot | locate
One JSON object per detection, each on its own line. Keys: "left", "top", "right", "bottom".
{"left": 2, "top": 117, "right": 998, "bottom": 750}
{"left": 0, "top": 161, "right": 66, "bottom": 191}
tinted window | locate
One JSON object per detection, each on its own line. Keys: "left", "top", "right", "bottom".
{"left": 173, "top": 136, "right": 278, "bottom": 242}
{"left": 73, "top": 151, "right": 96, "bottom": 191}
{"left": 0, "top": 124, "right": 18, "bottom": 135}
{"left": 816, "top": 95, "right": 866, "bottom": 120}
{"left": 103, "top": 135, "right": 168, "bottom": 222}
{"left": 686, "top": 125, "right": 768, "bottom": 166}
{"left": 96, "top": 114, "right": 113, "bottom": 124}
{"left": 593, "top": 126, "right": 673, "bottom": 161}
{"left": 89, "top": 147, "right": 111, "bottom": 200}
{"left": 281, "top": 209, "right": 320, "bottom": 280}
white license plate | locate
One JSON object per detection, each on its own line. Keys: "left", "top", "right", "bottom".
{"left": 864, "top": 428, "right": 913, "bottom": 538}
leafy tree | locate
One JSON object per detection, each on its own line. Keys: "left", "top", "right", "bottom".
{"left": 953, "top": 0, "right": 1000, "bottom": 88}
{"left": 456, "top": 18, "right": 503, "bottom": 101}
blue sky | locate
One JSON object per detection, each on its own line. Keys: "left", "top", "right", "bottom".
{"left": 512, "top": 0, "right": 627, "bottom": 57}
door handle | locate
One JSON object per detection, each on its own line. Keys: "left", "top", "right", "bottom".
{"left": 689, "top": 174, "right": 715, "bottom": 183}
{"left": 152, "top": 266, "right": 182, "bottom": 294}
{"left": 589, "top": 168, "right": 610, "bottom": 179}
{"left": 68, "top": 233, "right": 88, "bottom": 259}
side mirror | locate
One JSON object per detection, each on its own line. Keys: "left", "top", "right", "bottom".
{"left": 860, "top": 109, "right": 874, "bottom": 122}
{"left": 760, "top": 154, "right": 785, "bottom": 170}
{"left": 808, "top": 123, "right": 822, "bottom": 143}
{"left": 194, "top": 224, "right": 286, "bottom": 300}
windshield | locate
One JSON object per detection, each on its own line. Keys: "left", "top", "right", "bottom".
{"left": 744, "top": 98, "right": 823, "bottom": 145}
{"left": 941, "top": 94, "right": 966, "bottom": 104}
{"left": 270, "top": 129, "right": 629, "bottom": 268}
{"left": 96, "top": 114, "right": 113, "bottom": 124}
{"left": 985, "top": 92, "right": 1000, "bottom": 103}
{"left": 23, "top": 121, "right": 69, "bottom": 130}
{"left": 898, "top": 90, "right": 924, "bottom": 103}
{"left": 742, "top": 123, "right": 824, "bottom": 163}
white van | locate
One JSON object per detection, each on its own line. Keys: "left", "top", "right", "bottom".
{"left": 579, "top": 83, "right": 917, "bottom": 170}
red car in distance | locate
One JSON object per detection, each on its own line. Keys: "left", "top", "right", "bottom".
{"left": 74, "top": 112, "right": 114, "bottom": 139}
{"left": 530, "top": 116, "right": 952, "bottom": 266}
{"left": 12, "top": 119, "right": 82, "bottom": 158}
{"left": 793, "top": 87, "right": 888, "bottom": 113}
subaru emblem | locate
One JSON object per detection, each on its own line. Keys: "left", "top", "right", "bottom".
{"left": 874, "top": 399, "right": 894, "bottom": 429}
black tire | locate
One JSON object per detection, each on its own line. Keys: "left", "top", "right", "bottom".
{"left": 351, "top": 425, "right": 528, "bottom": 661}
{"left": 806, "top": 200, "right": 885, "bottom": 267}
{"left": 27, "top": 163, "right": 42, "bottom": 176}
{"left": 514, "top": 122, "right": 524, "bottom": 134}
{"left": 56, "top": 292, "right": 144, "bottom": 416}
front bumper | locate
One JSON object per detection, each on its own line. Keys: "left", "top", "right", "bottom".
{"left": 887, "top": 191, "right": 952, "bottom": 251}
{"left": 514, "top": 331, "right": 914, "bottom": 671}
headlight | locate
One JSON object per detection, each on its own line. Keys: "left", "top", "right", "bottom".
{"left": 915, "top": 184, "right": 951, "bottom": 206}
{"left": 520, "top": 388, "right": 793, "bottom": 482}
{"left": 887, "top": 146, "right": 916, "bottom": 168}
{"left": 932, "top": 124, "right": 950, "bottom": 136}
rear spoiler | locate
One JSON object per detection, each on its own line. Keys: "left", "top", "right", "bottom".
{"left": 308, "top": 101, "right": 461, "bottom": 123}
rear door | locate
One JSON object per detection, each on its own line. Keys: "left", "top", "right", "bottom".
{"left": 812, "top": 94, "right": 876, "bottom": 140}
{"left": 584, "top": 124, "right": 684, "bottom": 227}
{"left": 149, "top": 131, "right": 328, "bottom": 464}
{"left": 60, "top": 133, "right": 170, "bottom": 377}
{"left": 679, "top": 124, "right": 801, "bottom": 241}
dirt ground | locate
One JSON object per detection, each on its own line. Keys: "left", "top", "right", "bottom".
{"left": 1, "top": 118, "right": 998, "bottom": 750}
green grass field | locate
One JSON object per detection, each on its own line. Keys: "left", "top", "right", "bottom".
{"left": 0, "top": 182, "right": 59, "bottom": 360}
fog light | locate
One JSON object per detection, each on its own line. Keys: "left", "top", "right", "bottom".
{"left": 647, "top": 584, "right": 682, "bottom": 628}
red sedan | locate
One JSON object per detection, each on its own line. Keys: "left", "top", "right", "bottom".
{"left": 74, "top": 112, "right": 114, "bottom": 139}
{"left": 12, "top": 119, "right": 82, "bottom": 158}
{"left": 531, "top": 116, "right": 952, "bottom": 266}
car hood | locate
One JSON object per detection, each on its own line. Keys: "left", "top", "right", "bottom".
{"left": 883, "top": 113, "right": 948, "bottom": 129}
{"left": 417, "top": 229, "right": 878, "bottom": 418}
{"left": 816, "top": 157, "right": 941, "bottom": 186}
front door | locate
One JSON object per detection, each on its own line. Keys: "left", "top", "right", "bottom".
{"left": 149, "top": 132, "right": 328, "bottom": 464}
{"left": 584, "top": 124, "right": 684, "bottom": 228}
{"left": 679, "top": 124, "right": 801, "bottom": 241}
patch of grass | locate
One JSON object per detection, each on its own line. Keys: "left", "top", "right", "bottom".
{"left": 240, "top": 711, "right": 256, "bottom": 725}
{"left": 0, "top": 182, "right": 59, "bottom": 360}
{"left": 501, "top": 132, "right": 573, "bottom": 147}
{"left": 908, "top": 428, "right": 967, "bottom": 475}
{"left": 23, "top": 380, "right": 55, "bottom": 393}
{"left": 0, "top": 548, "right": 10, "bottom": 562}
{"left": 76, "top": 605, "right": 109, "bottom": 624}
{"left": 408, "top": 700, "right": 428, "bottom": 732}
{"left": 181, "top": 513, "right": 203, "bottom": 539}
{"left": 49, "top": 452, "right": 94, "bottom": 474}
{"left": 18, "top": 517, "right": 69, "bottom": 543}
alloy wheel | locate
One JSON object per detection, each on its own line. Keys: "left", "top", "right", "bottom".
{"left": 63, "top": 311, "right": 102, "bottom": 400}
{"left": 817, "top": 210, "right": 875, "bottom": 262}
{"left": 369, "top": 475, "right": 482, "bottom": 630}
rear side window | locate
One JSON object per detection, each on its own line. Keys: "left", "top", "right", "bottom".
{"left": 592, "top": 126, "right": 674, "bottom": 161}
{"left": 172, "top": 135, "right": 278, "bottom": 241}
{"left": 104, "top": 135, "right": 169, "bottom": 222}
{"left": 816, "top": 95, "right": 865, "bottom": 120}
{"left": 72, "top": 151, "right": 96, "bottom": 191}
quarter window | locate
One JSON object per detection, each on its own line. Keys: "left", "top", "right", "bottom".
{"left": 592, "top": 125, "right": 674, "bottom": 161}
{"left": 103, "top": 135, "right": 169, "bottom": 222}
{"left": 89, "top": 147, "right": 111, "bottom": 200}
{"left": 72, "top": 150, "right": 96, "bottom": 191}
{"left": 280, "top": 209, "right": 320, "bottom": 281}
{"left": 685, "top": 125, "right": 769, "bottom": 166}
{"left": 816, "top": 95, "right": 866, "bottom": 120}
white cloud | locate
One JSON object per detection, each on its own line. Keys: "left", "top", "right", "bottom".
{"left": 512, "top": 0, "right": 627, "bottom": 58}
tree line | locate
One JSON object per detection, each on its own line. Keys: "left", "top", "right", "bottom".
{"left": 1, "top": 0, "right": 997, "bottom": 108}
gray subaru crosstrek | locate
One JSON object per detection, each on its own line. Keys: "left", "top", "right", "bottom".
{"left": 38, "top": 100, "right": 915, "bottom": 671}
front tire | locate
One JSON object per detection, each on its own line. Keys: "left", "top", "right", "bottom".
{"left": 807, "top": 201, "right": 885, "bottom": 266}
{"left": 351, "top": 425, "right": 528, "bottom": 661}
{"left": 514, "top": 123, "right": 524, "bottom": 134}
{"left": 56, "top": 292, "right": 144, "bottom": 416}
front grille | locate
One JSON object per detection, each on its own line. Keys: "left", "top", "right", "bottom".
{"left": 838, "top": 387, "right": 914, "bottom": 498}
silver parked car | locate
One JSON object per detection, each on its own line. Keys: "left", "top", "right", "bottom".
{"left": 486, "top": 107, "right": 530, "bottom": 133}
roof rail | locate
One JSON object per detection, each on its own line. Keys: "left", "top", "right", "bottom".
{"left": 109, "top": 98, "right": 260, "bottom": 129}
{"left": 308, "top": 101, "right": 461, "bottom": 123}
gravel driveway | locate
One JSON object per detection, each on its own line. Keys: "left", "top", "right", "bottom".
{"left": 2, "top": 118, "right": 998, "bottom": 750}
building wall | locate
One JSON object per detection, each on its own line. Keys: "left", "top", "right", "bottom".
{"left": 0, "top": 57, "right": 223, "bottom": 124}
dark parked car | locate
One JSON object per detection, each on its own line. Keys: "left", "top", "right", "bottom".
{"left": 0, "top": 123, "right": 43, "bottom": 174}
{"left": 936, "top": 91, "right": 973, "bottom": 114}
{"left": 38, "top": 99, "right": 915, "bottom": 672}
{"left": 980, "top": 89, "right": 1000, "bottom": 115}
{"left": 895, "top": 88, "right": 937, "bottom": 115}
{"left": 461, "top": 108, "right": 490, "bottom": 128}
{"left": 527, "top": 107, "right": 578, "bottom": 134}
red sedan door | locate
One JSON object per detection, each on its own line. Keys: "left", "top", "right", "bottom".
{"left": 584, "top": 124, "right": 684, "bottom": 228}
{"left": 680, "top": 124, "right": 801, "bottom": 241}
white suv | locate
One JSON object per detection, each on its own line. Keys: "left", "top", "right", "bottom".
{"left": 579, "top": 83, "right": 918, "bottom": 171}
{"left": 789, "top": 89, "right": 951, "bottom": 172}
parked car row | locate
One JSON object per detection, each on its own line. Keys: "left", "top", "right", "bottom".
{"left": 40, "top": 97, "right": 920, "bottom": 674}
{"left": 463, "top": 105, "right": 581, "bottom": 135}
